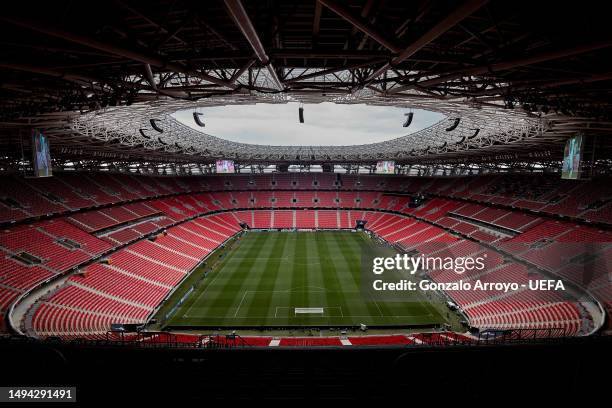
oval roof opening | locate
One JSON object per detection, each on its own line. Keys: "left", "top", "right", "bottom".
{"left": 173, "top": 102, "right": 445, "bottom": 146}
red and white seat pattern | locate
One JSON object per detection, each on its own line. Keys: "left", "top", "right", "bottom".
{"left": 3, "top": 173, "right": 612, "bottom": 225}
{"left": 0, "top": 171, "right": 605, "bottom": 339}
{"left": 28, "top": 215, "right": 238, "bottom": 338}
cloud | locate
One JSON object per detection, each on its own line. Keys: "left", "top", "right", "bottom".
{"left": 173, "top": 102, "right": 445, "bottom": 146}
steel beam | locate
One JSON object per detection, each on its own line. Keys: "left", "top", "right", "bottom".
{"left": 361, "top": 0, "right": 488, "bottom": 88}
{"left": 0, "top": 16, "right": 236, "bottom": 89}
{"left": 318, "top": 0, "right": 401, "bottom": 53}
{"left": 284, "top": 58, "right": 386, "bottom": 84}
{"left": 397, "top": 40, "right": 612, "bottom": 92}
{"left": 313, "top": 1, "right": 322, "bottom": 46}
{"left": 224, "top": 0, "right": 284, "bottom": 90}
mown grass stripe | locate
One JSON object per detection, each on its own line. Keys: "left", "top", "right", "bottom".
{"left": 330, "top": 232, "right": 390, "bottom": 324}
{"left": 166, "top": 231, "right": 448, "bottom": 328}
{"left": 180, "top": 232, "right": 268, "bottom": 322}
{"left": 240, "top": 231, "right": 290, "bottom": 324}
{"left": 315, "top": 232, "right": 354, "bottom": 325}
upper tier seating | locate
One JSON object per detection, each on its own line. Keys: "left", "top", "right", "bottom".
{"left": 0, "top": 226, "right": 92, "bottom": 272}
{"left": 3, "top": 173, "right": 612, "bottom": 225}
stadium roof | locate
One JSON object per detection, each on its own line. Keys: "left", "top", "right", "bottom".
{"left": 0, "top": 0, "right": 611, "bottom": 166}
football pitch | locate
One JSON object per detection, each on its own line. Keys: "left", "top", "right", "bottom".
{"left": 158, "top": 230, "right": 448, "bottom": 329}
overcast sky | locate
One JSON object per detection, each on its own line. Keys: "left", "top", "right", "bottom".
{"left": 173, "top": 102, "right": 444, "bottom": 146}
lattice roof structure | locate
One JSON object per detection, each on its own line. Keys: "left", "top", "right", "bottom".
{"left": 0, "top": 0, "right": 611, "bottom": 166}
{"left": 66, "top": 93, "right": 545, "bottom": 162}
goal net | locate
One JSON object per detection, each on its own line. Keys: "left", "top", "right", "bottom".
{"left": 294, "top": 307, "right": 324, "bottom": 314}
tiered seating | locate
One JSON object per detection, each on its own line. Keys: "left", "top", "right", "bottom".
{"left": 0, "top": 257, "right": 55, "bottom": 290}
{"left": 69, "top": 264, "right": 168, "bottom": 308}
{"left": 273, "top": 191, "right": 294, "bottom": 207}
{"left": 442, "top": 264, "right": 528, "bottom": 307}
{"left": 0, "top": 172, "right": 605, "bottom": 340}
{"left": 128, "top": 240, "right": 198, "bottom": 270}
{"left": 372, "top": 212, "right": 404, "bottom": 230}
{"left": 338, "top": 210, "right": 352, "bottom": 228}
{"left": 28, "top": 209, "right": 246, "bottom": 337}
{"left": 60, "top": 174, "right": 119, "bottom": 205}
{"left": 131, "top": 221, "right": 162, "bottom": 235}
{"left": 494, "top": 212, "right": 541, "bottom": 231}
{"left": 208, "top": 192, "right": 233, "bottom": 209}
{"left": 315, "top": 173, "right": 336, "bottom": 189}
{"left": 273, "top": 174, "right": 292, "bottom": 189}
{"left": 148, "top": 197, "right": 201, "bottom": 221}
{"left": 207, "top": 213, "right": 241, "bottom": 233}
{"left": 273, "top": 210, "right": 294, "bottom": 228}
{"left": 381, "top": 220, "right": 428, "bottom": 242}
{"left": 234, "top": 211, "right": 253, "bottom": 227}
{"left": 85, "top": 174, "right": 142, "bottom": 201}
{"left": 295, "top": 210, "right": 316, "bottom": 228}
{"left": 153, "top": 234, "right": 208, "bottom": 260}
{"left": 187, "top": 219, "right": 231, "bottom": 243}
{"left": 252, "top": 191, "right": 273, "bottom": 208}
{"left": 279, "top": 337, "right": 343, "bottom": 347}
{"left": 68, "top": 211, "right": 119, "bottom": 232}
{"left": 294, "top": 191, "right": 314, "bottom": 207}
{"left": 26, "top": 176, "right": 94, "bottom": 211}
{"left": 0, "top": 226, "right": 90, "bottom": 272}
{"left": 3, "top": 173, "right": 612, "bottom": 226}
{"left": 40, "top": 220, "right": 113, "bottom": 255}
{"left": 397, "top": 226, "right": 452, "bottom": 250}
{"left": 316, "top": 192, "right": 338, "bottom": 207}
{"left": 502, "top": 223, "right": 611, "bottom": 276}
{"left": 317, "top": 210, "right": 338, "bottom": 228}
{"left": 68, "top": 203, "right": 160, "bottom": 232}
{"left": 338, "top": 192, "right": 358, "bottom": 208}
{"left": 348, "top": 335, "right": 414, "bottom": 346}
{"left": 230, "top": 192, "right": 252, "bottom": 208}
{"left": 499, "top": 220, "right": 573, "bottom": 255}
{"left": 464, "top": 295, "right": 582, "bottom": 336}
{"left": 253, "top": 210, "right": 272, "bottom": 228}
{"left": 105, "top": 228, "right": 142, "bottom": 245}
{"left": 372, "top": 215, "right": 410, "bottom": 237}
{"left": 1, "top": 177, "right": 67, "bottom": 222}
{"left": 109, "top": 250, "right": 186, "bottom": 286}
{"left": 412, "top": 332, "right": 474, "bottom": 345}
{"left": 44, "top": 285, "right": 150, "bottom": 320}
{"left": 32, "top": 303, "right": 119, "bottom": 337}
{"left": 0, "top": 286, "right": 21, "bottom": 330}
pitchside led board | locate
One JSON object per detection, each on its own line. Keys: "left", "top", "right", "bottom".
{"left": 216, "top": 159, "right": 235, "bottom": 174}
{"left": 376, "top": 160, "right": 395, "bottom": 174}
{"left": 561, "top": 135, "right": 584, "bottom": 180}
{"left": 32, "top": 129, "right": 52, "bottom": 178}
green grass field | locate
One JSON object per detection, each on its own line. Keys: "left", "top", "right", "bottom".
{"left": 157, "top": 231, "right": 449, "bottom": 329}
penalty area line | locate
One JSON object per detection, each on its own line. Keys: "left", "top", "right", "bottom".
{"left": 234, "top": 291, "right": 249, "bottom": 317}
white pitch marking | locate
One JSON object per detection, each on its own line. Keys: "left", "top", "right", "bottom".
{"left": 234, "top": 290, "right": 249, "bottom": 317}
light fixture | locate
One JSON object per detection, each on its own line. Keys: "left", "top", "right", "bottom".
{"left": 445, "top": 118, "right": 460, "bottom": 131}
{"left": 150, "top": 119, "right": 164, "bottom": 133}
{"left": 193, "top": 112, "right": 205, "bottom": 127}
{"left": 139, "top": 129, "right": 150, "bottom": 139}
{"left": 403, "top": 112, "right": 414, "bottom": 127}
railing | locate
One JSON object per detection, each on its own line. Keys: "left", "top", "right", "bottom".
{"left": 12, "top": 327, "right": 586, "bottom": 350}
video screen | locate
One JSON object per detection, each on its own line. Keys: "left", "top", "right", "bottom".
{"left": 376, "top": 160, "right": 395, "bottom": 174}
{"left": 561, "top": 135, "right": 583, "bottom": 180}
{"left": 32, "top": 129, "right": 52, "bottom": 177}
{"left": 216, "top": 159, "right": 235, "bottom": 174}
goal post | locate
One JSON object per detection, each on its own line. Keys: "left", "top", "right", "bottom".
{"left": 294, "top": 307, "right": 324, "bottom": 315}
